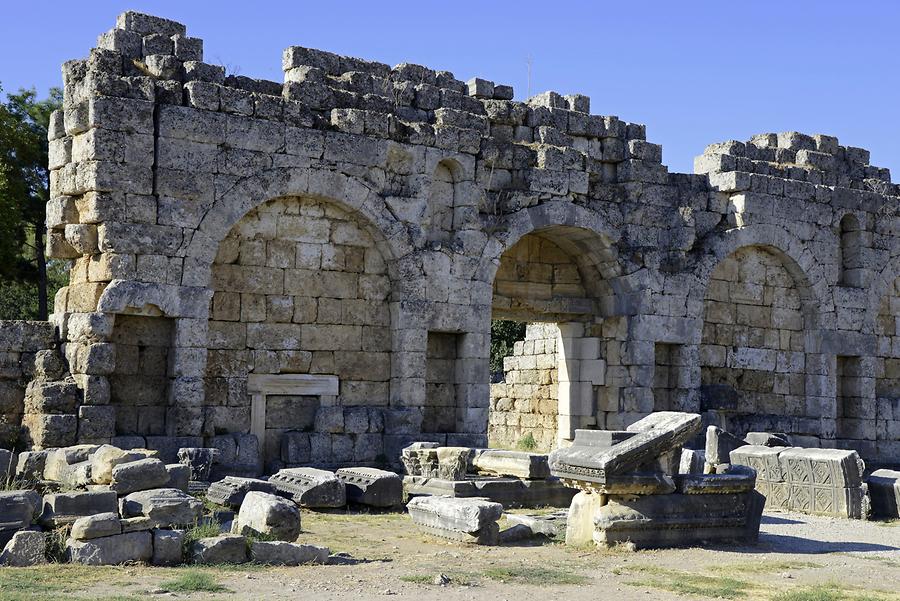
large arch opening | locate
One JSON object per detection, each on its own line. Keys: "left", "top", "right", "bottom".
{"left": 699, "top": 245, "right": 815, "bottom": 438}
{"left": 486, "top": 226, "right": 623, "bottom": 451}
{"left": 206, "top": 195, "right": 392, "bottom": 469}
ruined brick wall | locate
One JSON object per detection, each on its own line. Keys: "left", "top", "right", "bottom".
{"left": 0, "top": 321, "right": 58, "bottom": 448}
{"left": 32, "top": 11, "right": 900, "bottom": 466}
{"left": 489, "top": 323, "right": 559, "bottom": 451}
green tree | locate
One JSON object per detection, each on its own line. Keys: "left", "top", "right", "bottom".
{"left": 490, "top": 319, "right": 526, "bottom": 376}
{"left": 0, "top": 84, "right": 63, "bottom": 319}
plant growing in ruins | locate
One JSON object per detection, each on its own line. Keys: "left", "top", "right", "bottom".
{"left": 181, "top": 520, "right": 223, "bottom": 559}
{"left": 45, "top": 524, "right": 71, "bottom": 563}
{"left": 515, "top": 433, "right": 537, "bottom": 451}
{"left": 490, "top": 320, "right": 526, "bottom": 376}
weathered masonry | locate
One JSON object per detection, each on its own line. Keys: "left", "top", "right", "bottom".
{"left": 5, "top": 11, "right": 899, "bottom": 470}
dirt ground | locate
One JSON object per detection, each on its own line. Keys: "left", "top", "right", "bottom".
{"left": 2, "top": 509, "right": 898, "bottom": 601}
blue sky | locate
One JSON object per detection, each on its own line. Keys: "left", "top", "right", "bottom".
{"left": 2, "top": 1, "right": 898, "bottom": 176}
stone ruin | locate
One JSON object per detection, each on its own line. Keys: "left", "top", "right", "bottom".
{"left": 0, "top": 8, "right": 899, "bottom": 566}
{"left": 0, "top": 10, "right": 894, "bottom": 474}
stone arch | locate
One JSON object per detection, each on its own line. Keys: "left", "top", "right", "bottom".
{"left": 479, "top": 202, "right": 626, "bottom": 301}
{"left": 689, "top": 224, "right": 832, "bottom": 328}
{"left": 200, "top": 185, "right": 400, "bottom": 466}
{"left": 692, "top": 227, "right": 829, "bottom": 440}
{"left": 187, "top": 167, "right": 410, "bottom": 286}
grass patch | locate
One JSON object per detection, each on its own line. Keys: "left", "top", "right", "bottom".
{"left": 181, "top": 520, "right": 224, "bottom": 558}
{"left": 772, "top": 583, "right": 894, "bottom": 601}
{"left": 0, "top": 564, "right": 132, "bottom": 598}
{"left": 621, "top": 566, "right": 752, "bottom": 599}
{"left": 711, "top": 560, "right": 823, "bottom": 575}
{"left": 399, "top": 574, "right": 434, "bottom": 584}
{"left": 160, "top": 570, "right": 229, "bottom": 593}
{"left": 481, "top": 566, "right": 588, "bottom": 586}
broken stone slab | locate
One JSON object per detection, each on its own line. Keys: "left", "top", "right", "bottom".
{"left": 192, "top": 534, "right": 248, "bottom": 564}
{"left": 67, "top": 531, "right": 153, "bottom": 565}
{"left": 71, "top": 512, "right": 121, "bottom": 540}
{"left": 250, "top": 541, "right": 330, "bottom": 565}
{"left": 164, "top": 463, "right": 190, "bottom": 492}
{"left": 336, "top": 467, "right": 403, "bottom": 507}
{"left": 705, "top": 426, "right": 746, "bottom": 466}
{"left": 436, "top": 447, "right": 470, "bottom": 480}
{"left": 15, "top": 450, "right": 49, "bottom": 481}
{"left": 729, "top": 445, "right": 788, "bottom": 483}
{"left": 565, "top": 490, "right": 605, "bottom": 546}
{"left": 120, "top": 488, "right": 203, "bottom": 527}
{"left": 593, "top": 491, "right": 765, "bottom": 549}
{"left": 269, "top": 468, "right": 346, "bottom": 508}
{"left": 233, "top": 491, "right": 301, "bottom": 541}
{"left": 549, "top": 412, "right": 702, "bottom": 486}
{"left": 498, "top": 523, "right": 535, "bottom": 543}
{"left": 777, "top": 447, "right": 865, "bottom": 488}
{"left": 504, "top": 510, "right": 568, "bottom": 539}
{"left": 177, "top": 447, "right": 218, "bottom": 481}
{"left": 403, "top": 475, "right": 577, "bottom": 508}
{"left": 152, "top": 529, "right": 183, "bottom": 566}
{"left": 121, "top": 516, "right": 157, "bottom": 533}
{"left": 471, "top": 450, "right": 550, "bottom": 479}
{"left": 744, "top": 432, "right": 792, "bottom": 447}
{"left": 90, "top": 445, "right": 157, "bottom": 484}
{"left": 730, "top": 446, "right": 869, "bottom": 519}
{"left": 675, "top": 465, "right": 757, "bottom": 495}
{"left": 868, "top": 469, "right": 900, "bottom": 519}
{"left": 110, "top": 457, "right": 170, "bottom": 495}
{"left": 0, "top": 530, "right": 46, "bottom": 566}
{"left": 407, "top": 496, "right": 503, "bottom": 545}
{"left": 0, "top": 490, "right": 42, "bottom": 528}
{"left": 678, "top": 448, "right": 706, "bottom": 475}
{"left": 400, "top": 442, "right": 440, "bottom": 476}
{"left": 43, "top": 445, "right": 99, "bottom": 481}
{"left": 205, "top": 476, "right": 276, "bottom": 508}
{"left": 0, "top": 449, "right": 14, "bottom": 481}
{"left": 40, "top": 490, "right": 118, "bottom": 527}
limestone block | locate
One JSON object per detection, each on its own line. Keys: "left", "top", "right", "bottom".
{"left": 110, "top": 457, "right": 170, "bottom": 495}
{"left": 250, "top": 541, "right": 330, "bottom": 565}
{"left": 0, "top": 490, "right": 42, "bottom": 534}
{"left": 777, "top": 448, "right": 865, "bottom": 489}
{"left": 70, "top": 512, "right": 121, "bottom": 540}
{"left": 15, "top": 451, "right": 48, "bottom": 481}
{"left": 67, "top": 531, "right": 152, "bottom": 565}
{"left": 868, "top": 469, "right": 900, "bottom": 518}
{"left": 472, "top": 450, "right": 551, "bottom": 479}
{"left": 407, "top": 496, "right": 503, "bottom": 545}
{"left": 675, "top": 465, "right": 757, "bottom": 495}
{"left": 191, "top": 534, "right": 248, "bottom": 565}
{"left": 164, "top": 463, "right": 190, "bottom": 492}
{"left": 90, "top": 445, "right": 155, "bottom": 484}
{"left": 269, "top": 468, "right": 346, "bottom": 508}
{"left": 705, "top": 426, "right": 746, "bottom": 466}
{"left": 120, "top": 488, "right": 203, "bottom": 527}
{"left": 40, "top": 491, "right": 117, "bottom": 527}
{"left": 678, "top": 449, "right": 706, "bottom": 475}
{"left": 336, "top": 467, "right": 403, "bottom": 507}
{"left": 593, "top": 491, "right": 765, "bottom": 549}
{"left": 436, "top": 447, "right": 469, "bottom": 480}
{"left": 152, "top": 529, "right": 183, "bottom": 566}
{"left": 0, "top": 530, "right": 46, "bottom": 566}
{"left": 233, "top": 491, "right": 301, "bottom": 541}
{"left": 565, "top": 490, "right": 605, "bottom": 546}
{"left": 205, "top": 476, "right": 276, "bottom": 508}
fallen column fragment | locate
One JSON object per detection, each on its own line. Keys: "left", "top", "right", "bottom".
{"left": 406, "top": 496, "right": 502, "bottom": 545}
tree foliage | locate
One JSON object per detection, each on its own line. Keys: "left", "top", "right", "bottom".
{"left": 490, "top": 319, "right": 526, "bottom": 376}
{"left": 0, "top": 84, "right": 63, "bottom": 319}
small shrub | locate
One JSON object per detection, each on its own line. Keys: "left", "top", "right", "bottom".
{"left": 516, "top": 433, "right": 538, "bottom": 451}
{"left": 45, "top": 525, "right": 71, "bottom": 563}
{"left": 160, "top": 571, "right": 228, "bottom": 593}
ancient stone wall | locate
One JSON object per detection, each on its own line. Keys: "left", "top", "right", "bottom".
{"left": 0, "top": 321, "right": 58, "bottom": 448}
{"left": 25, "top": 10, "right": 900, "bottom": 466}
{"left": 489, "top": 323, "right": 559, "bottom": 451}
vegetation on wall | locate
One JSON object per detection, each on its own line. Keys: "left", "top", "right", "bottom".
{"left": 490, "top": 319, "right": 526, "bottom": 377}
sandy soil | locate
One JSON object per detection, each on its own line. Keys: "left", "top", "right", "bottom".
{"left": 19, "top": 510, "right": 900, "bottom": 601}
